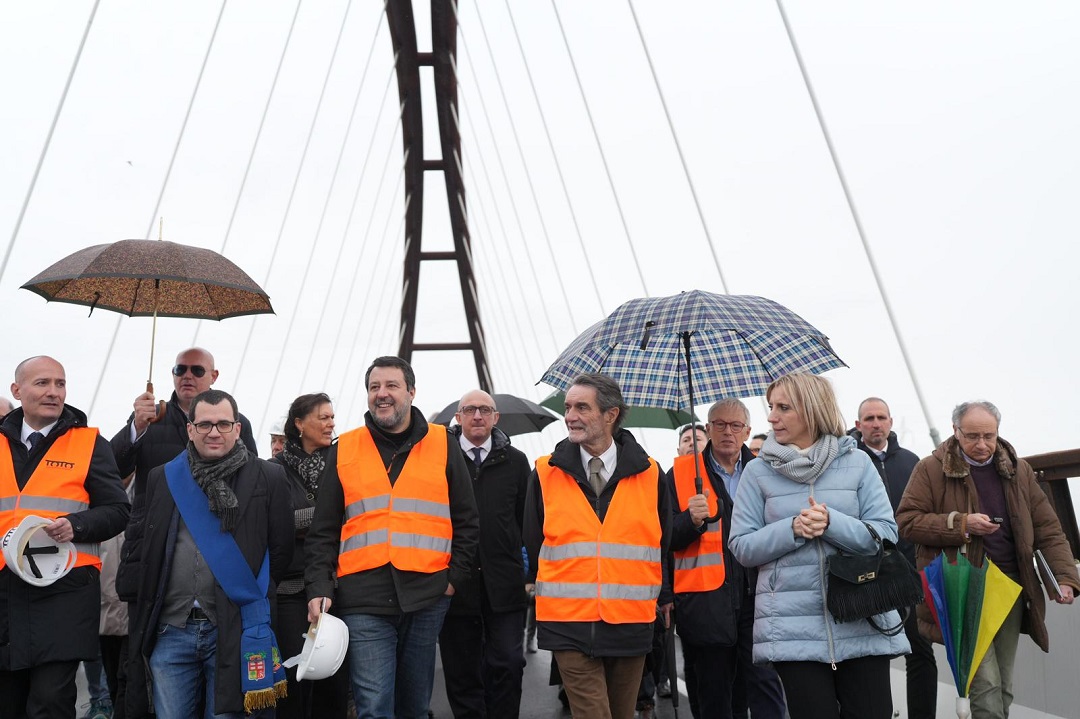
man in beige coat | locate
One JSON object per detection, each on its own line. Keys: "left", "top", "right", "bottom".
{"left": 897, "top": 400, "right": 1078, "bottom": 719}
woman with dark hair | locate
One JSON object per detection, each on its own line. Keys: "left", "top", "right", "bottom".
{"left": 728, "top": 373, "right": 909, "bottom": 719}
{"left": 270, "top": 393, "right": 349, "bottom": 719}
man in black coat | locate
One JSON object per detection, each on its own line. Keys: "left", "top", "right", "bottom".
{"left": 852, "top": 396, "right": 934, "bottom": 719}
{"left": 112, "top": 347, "right": 257, "bottom": 602}
{"left": 127, "top": 389, "right": 291, "bottom": 718}
{"left": 668, "top": 398, "right": 785, "bottom": 719}
{"left": 0, "top": 355, "right": 130, "bottom": 719}
{"left": 439, "top": 390, "right": 530, "bottom": 719}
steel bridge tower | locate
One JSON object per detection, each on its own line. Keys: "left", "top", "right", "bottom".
{"left": 386, "top": 1, "right": 492, "bottom": 392}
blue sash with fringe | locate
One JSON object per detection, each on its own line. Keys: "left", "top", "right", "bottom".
{"left": 164, "top": 453, "right": 286, "bottom": 712}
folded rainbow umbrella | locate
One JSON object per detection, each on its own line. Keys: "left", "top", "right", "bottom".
{"left": 921, "top": 552, "right": 1022, "bottom": 718}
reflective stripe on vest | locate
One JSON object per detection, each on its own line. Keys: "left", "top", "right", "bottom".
{"left": 336, "top": 425, "right": 451, "bottom": 576}
{"left": 671, "top": 453, "right": 726, "bottom": 593}
{"left": 0, "top": 428, "right": 102, "bottom": 571}
{"left": 534, "top": 457, "right": 662, "bottom": 625}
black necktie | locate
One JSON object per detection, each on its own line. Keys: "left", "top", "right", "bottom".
{"left": 28, "top": 431, "right": 44, "bottom": 450}
{"left": 471, "top": 447, "right": 483, "bottom": 467}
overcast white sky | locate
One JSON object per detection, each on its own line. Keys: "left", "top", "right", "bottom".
{"left": 2, "top": 1, "right": 1079, "bottom": 486}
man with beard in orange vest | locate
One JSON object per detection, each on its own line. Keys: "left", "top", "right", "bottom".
{"left": 0, "top": 356, "right": 129, "bottom": 719}
{"left": 305, "top": 356, "right": 479, "bottom": 719}
{"left": 524, "top": 373, "right": 671, "bottom": 719}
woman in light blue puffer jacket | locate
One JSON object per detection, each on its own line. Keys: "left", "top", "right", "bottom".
{"left": 729, "top": 373, "right": 909, "bottom": 719}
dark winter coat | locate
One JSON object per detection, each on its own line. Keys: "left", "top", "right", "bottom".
{"left": 850, "top": 429, "right": 920, "bottom": 564}
{"left": 127, "top": 455, "right": 293, "bottom": 714}
{"left": 523, "top": 429, "right": 672, "bottom": 657}
{"left": 896, "top": 435, "right": 1080, "bottom": 652}
{"left": 0, "top": 406, "right": 130, "bottom": 670}
{"left": 447, "top": 425, "right": 530, "bottom": 616}
{"left": 304, "top": 408, "right": 480, "bottom": 615}
{"left": 111, "top": 392, "right": 258, "bottom": 601}
{"left": 667, "top": 443, "right": 756, "bottom": 647}
{"left": 268, "top": 445, "right": 332, "bottom": 587}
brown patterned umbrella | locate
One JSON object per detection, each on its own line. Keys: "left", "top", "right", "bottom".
{"left": 21, "top": 239, "right": 272, "bottom": 319}
{"left": 22, "top": 239, "right": 273, "bottom": 422}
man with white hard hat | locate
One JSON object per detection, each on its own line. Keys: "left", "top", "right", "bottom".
{"left": 0, "top": 356, "right": 129, "bottom": 718}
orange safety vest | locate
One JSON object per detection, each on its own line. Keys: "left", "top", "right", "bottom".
{"left": 535, "top": 458, "right": 662, "bottom": 624}
{"left": 671, "top": 453, "right": 726, "bottom": 593}
{"left": 0, "top": 428, "right": 102, "bottom": 571}
{"left": 336, "top": 425, "right": 451, "bottom": 577}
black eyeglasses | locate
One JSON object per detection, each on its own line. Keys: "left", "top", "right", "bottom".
{"left": 172, "top": 364, "right": 207, "bottom": 378}
{"left": 191, "top": 420, "right": 237, "bottom": 434}
{"left": 459, "top": 405, "right": 495, "bottom": 416}
{"left": 709, "top": 420, "right": 747, "bottom": 433}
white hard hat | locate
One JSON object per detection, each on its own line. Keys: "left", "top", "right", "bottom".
{"left": 269, "top": 417, "right": 287, "bottom": 437}
{"left": 282, "top": 611, "right": 348, "bottom": 681}
{"left": 1, "top": 515, "right": 77, "bottom": 587}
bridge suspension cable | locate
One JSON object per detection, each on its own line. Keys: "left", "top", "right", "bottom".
{"left": 192, "top": 0, "right": 305, "bottom": 348}
{"left": 626, "top": 0, "right": 730, "bottom": 295}
{"left": 89, "top": 0, "right": 228, "bottom": 417}
{"left": 775, "top": 0, "right": 941, "bottom": 446}
{"left": 0, "top": 0, "right": 101, "bottom": 287}
{"left": 233, "top": 0, "right": 357, "bottom": 395}
{"left": 550, "top": 0, "right": 649, "bottom": 296}
{"left": 462, "top": 1, "right": 580, "bottom": 335}
{"left": 255, "top": 10, "right": 388, "bottom": 435}
{"left": 502, "top": 0, "right": 606, "bottom": 316}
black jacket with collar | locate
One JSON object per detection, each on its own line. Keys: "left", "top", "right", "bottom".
{"left": 447, "top": 424, "right": 530, "bottom": 616}
{"left": 667, "top": 443, "right": 756, "bottom": 647}
{"left": 0, "top": 405, "right": 129, "bottom": 671}
{"left": 304, "top": 407, "right": 480, "bottom": 615}
{"left": 850, "top": 429, "right": 920, "bottom": 563}
{"left": 523, "top": 428, "right": 672, "bottom": 657}
{"left": 111, "top": 391, "right": 258, "bottom": 601}
{"left": 127, "top": 454, "right": 292, "bottom": 715}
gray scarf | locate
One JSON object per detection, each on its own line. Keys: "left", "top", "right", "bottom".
{"left": 759, "top": 433, "right": 839, "bottom": 485}
{"left": 186, "top": 441, "right": 248, "bottom": 531}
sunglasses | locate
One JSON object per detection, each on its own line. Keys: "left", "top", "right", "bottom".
{"left": 172, "top": 364, "right": 207, "bottom": 378}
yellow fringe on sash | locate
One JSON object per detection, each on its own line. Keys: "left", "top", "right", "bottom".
{"left": 244, "top": 680, "right": 288, "bottom": 714}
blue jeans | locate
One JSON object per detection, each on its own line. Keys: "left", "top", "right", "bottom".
{"left": 149, "top": 620, "right": 244, "bottom": 719}
{"left": 343, "top": 596, "right": 451, "bottom": 719}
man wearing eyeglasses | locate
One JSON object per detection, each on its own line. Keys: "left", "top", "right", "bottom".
{"left": 668, "top": 398, "right": 786, "bottom": 719}
{"left": 127, "top": 388, "right": 292, "bottom": 718}
{"left": 438, "top": 390, "right": 531, "bottom": 718}
{"left": 111, "top": 347, "right": 258, "bottom": 717}
{"left": 898, "top": 400, "right": 1079, "bottom": 719}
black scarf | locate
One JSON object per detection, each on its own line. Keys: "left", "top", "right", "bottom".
{"left": 186, "top": 441, "right": 248, "bottom": 532}
{"left": 278, "top": 439, "right": 326, "bottom": 498}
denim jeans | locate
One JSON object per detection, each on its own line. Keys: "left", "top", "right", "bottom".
{"left": 342, "top": 595, "right": 451, "bottom": 719}
{"left": 149, "top": 620, "right": 244, "bottom": 719}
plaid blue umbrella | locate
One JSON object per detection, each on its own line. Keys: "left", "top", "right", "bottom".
{"left": 539, "top": 291, "right": 845, "bottom": 411}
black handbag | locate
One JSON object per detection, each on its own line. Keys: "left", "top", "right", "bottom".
{"left": 826, "top": 524, "right": 923, "bottom": 636}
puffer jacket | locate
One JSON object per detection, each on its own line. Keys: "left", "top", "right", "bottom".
{"left": 896, "top": 435, "right": 1080, "bottom": 652}
{"left": 729, "top": 434, "right": 910, "bottom": 664}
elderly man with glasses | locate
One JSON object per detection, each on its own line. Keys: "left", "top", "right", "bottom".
{"left": 437, "top": 389, "right": 531, "bottom": 719}
{"left": 897, "top": 400, "right": 1079, "bottom": 719}
{"left": 127, "top": 389, "right": 292, "bottom": 718}
{"left": 110, "top": 347, "right": 259, "bottom": 717}
{"left": 667, "top": 398, "right": 786, "bottom": 719}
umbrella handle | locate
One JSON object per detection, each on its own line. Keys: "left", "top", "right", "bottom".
{"left": 146, "top": 381, "right": 167, "bottom": 424}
